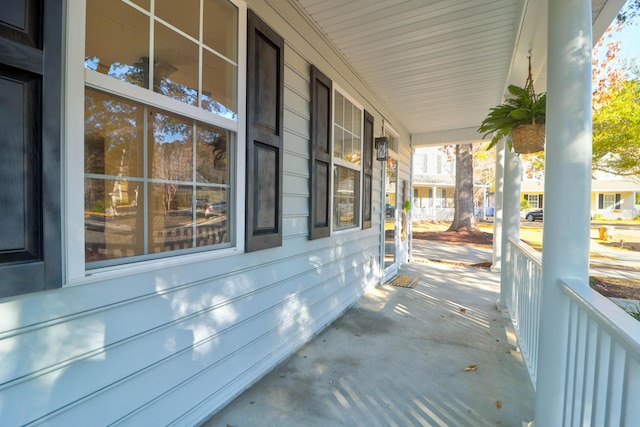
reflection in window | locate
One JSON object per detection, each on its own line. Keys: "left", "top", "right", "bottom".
{"left": 333, "top": 92, "right": 361, "bottom": 164}
{"left": 332, "top": 89, "right": 362, "bottom": 231}
{"left": 85, "top": 0, "right": 238, "bottom": 119}
{"left": 84, "top": 89, "right": 233, "bottom": 266}
{"left": 333, "top": 166, "right": 358, "bottom": 229}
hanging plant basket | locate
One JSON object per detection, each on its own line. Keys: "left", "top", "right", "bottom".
{"left": 510, "top": 123, "right": 545, "bottom": 154}
{"left": 479, "top": 55, "right": 546, "bottom": 154}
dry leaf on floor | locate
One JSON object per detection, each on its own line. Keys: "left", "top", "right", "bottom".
{"left": 495, "top": 400, "right": 502, "bottom": 409}
{"left": 460, "top": 308, "right": 467, "bottom": 314}
{"left": 464, "top": 365, "right": 478, "bottom": 371}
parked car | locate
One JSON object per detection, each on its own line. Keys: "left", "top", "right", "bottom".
{"left": 386, "top": 203, "right": 396, "bottom": 218}
{"left": 205, "top": 201, "right": 227, "bottom": 217}
{"left": 525, "top": 209, "right": 543, "bottom": 221}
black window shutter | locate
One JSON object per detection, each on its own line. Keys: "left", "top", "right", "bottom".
{"left": 362, "top": 110, "right": 374, "bottom": 229}
{"left": 309, "top": 65, "right": 332, "bottom": 239}
{"left": 245, "top": 10, "right": 284, "bottom": 252}
{"left": 615, "top": 193, "right": 621, "bottom": 208}
{"left": 524, "top": 194, "right": 529, "bottom": 201}
{"left": 0, "top": 0, "right": 62, "bottom": 298}
{"left": 539, "top": 194, "right": 543, "bottom": 208}
{"left": 599, "top": 194, "right": 604, "bottom": 209}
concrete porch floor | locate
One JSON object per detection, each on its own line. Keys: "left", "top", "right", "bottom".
{"left": 203, "top": 261, "right": 535, "bottom": 427}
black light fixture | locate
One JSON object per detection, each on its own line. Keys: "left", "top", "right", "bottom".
{"left": 375, "top": 136, "right": 389, "bottom": 161}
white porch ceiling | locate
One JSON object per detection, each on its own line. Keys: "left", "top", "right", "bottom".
{"left": 295, "top": 0, "right": 624, "bottom": 142}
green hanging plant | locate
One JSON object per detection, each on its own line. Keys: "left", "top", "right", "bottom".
{"left": 478, "top": 56, "right": 546, "bottom": 153}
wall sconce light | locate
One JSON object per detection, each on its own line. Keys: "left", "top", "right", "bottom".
{"left": 375, "top": 136, "right": 389, "bottom": 161}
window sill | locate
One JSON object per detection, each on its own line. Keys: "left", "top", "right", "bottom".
{"left": 65, "top": 245, "right": 242, "bottom": 287}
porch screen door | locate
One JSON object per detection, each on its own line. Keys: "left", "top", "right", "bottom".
{"left": 384, "top": 158, "right": 398, "bottom": 270}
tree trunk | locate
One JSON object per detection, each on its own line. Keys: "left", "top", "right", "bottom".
{"left": 448, "top": 143, "right": 479, "bottom": 232}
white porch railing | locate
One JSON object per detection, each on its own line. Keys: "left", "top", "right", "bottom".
{"left": 506, "top": 238, "right": 640, "bottom": 423}
{"left": 507, "top": 237, "right": 542, "bottom": 389}
{"left": 592, "top": 208, "right": 640, "bottom": 220}
{"left": 559, "top": 278, "right": 640, "bottom": 425}
{"left": 411, "top": 207, "right": 455, "bottom": 221}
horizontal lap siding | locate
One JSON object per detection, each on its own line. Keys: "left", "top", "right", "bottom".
{"left": 0, "top": 32, "right": 385, "bottom": 427}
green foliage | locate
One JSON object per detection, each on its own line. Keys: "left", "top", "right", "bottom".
{"left": 521, "top": 200, "right": 532, "bottom": 210}
{"left": 624, "top": 302, "right": 640, "bottom": 321}
{"left": 592, "top": 79, "right": 640, "bottom": 176}
{"left": 94, "top": 200, "right": 105, "bottom": 213}
{"left": 478, "top": 84, "right": 546, "bottom": 150}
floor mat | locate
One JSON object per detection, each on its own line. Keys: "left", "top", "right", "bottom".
{"left": 385, "top": 274, "right": 418, "bottom": 288}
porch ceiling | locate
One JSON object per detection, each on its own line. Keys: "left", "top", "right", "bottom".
{"left": 294, "top": 0, "right": 624, "bottom": 140}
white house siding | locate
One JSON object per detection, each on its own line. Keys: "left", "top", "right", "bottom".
{"left": 0, "top": 1, "right": 411, "bottom": 425}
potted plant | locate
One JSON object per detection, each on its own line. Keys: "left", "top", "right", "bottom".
{"left": 478, "top": 67, "right": 546, "bottom": 153}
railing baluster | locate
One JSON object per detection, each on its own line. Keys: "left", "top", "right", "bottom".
{"left": 505, "top": 239, "right": 640, "bottom": 425}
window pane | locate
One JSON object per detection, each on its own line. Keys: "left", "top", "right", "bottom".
{"left": 85, "top": 177, "right": 145, "bottom": 262}
{"left": 202, "top": 49, "right": 237, "bottom": 119}
{"left": 149, "top": 183, "right": 195, "bottom": 253}
{"left": 333, "top": 92, "right": 361, "bottom": 165}
{"left": 85, "top": 89, "right": 144, "bottom": 178}
{"left": 333, "top": 166, "right": 358, "bottom": 229}
{"left": 130, "top": 0, "right": 149, "bottom": 10}
{"left": 197, "top": 124, "right": 229, "bottom": 184}
{"left": 196, "top": 187, "right": 230, "bottom": 246}
{"left": 155, "top": 0, "right": 199, "bottom": 39}
{"left": 154, "top": 22, "right": 199, "bottom": 106}
{"left": 150, "top": 111, "right": 193, "bottom": 181}
{"left": 203, "top": 0, "right": 238, "bottom": 61}
{"left": 334, "top": 92, "right": 344, "bottom": 127}
{"left": 85, "top": 0, "right": 149, "bottom": 88}
{"left": 333, "top": 124, "right": 344, "bottom": 158}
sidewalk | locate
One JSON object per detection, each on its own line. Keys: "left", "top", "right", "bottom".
{"left": 203, "top": 262, "right": 535, "bottom": 427}
{"left": 412, "top": 237, "right": 640, "bottom": 280}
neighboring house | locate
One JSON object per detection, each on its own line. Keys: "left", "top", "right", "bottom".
{"left": 412, "top": 146, "right": 494, "bottom": 220}
{"left": 521, "top": 170, "right": 640, "bottom": 219}
{"left": 412, "top": 147, "right": 455, "bottom": 219}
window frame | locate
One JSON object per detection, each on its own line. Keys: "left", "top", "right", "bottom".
{"left": 331, "top": 84, "right": 364, "bottom": 233}
{"left": 65, "top": 0, "right": 247, "bottom": 282}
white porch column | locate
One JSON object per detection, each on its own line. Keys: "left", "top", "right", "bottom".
{"left": 535, "top": 0, "right": 593, "bottom": 424}
{"left": 432, "top": 186, "right": 438, "bottom": 219}
{"left": 492, "top": 140, "right": 506, "bottom": 273}
{"left": 498, "top": 144, "right": 521, "bottom": 309}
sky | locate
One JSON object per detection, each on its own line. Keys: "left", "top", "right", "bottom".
{"left": 613, "top": 22, "right": 640, "bottom": 63}
{"left": 601, "top": 4, "right": 640, "bottom": 68}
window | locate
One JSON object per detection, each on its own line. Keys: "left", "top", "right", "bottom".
{"left": 333, "top": 89, "right": 363, "bottom": 230}
{"left": 528, "top": 194, "right": 540, "bottom": 209}
{"left": 82, "top": 0, "right": 241, "bottom": 267}
{"left": 600, "top": 193, "right": 621, "bottom": 210}
{"left": 310, "top": 66, "right": 370, "bottom": 238}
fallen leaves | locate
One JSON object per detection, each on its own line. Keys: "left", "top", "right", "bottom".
{"left": 459, "top": 308, "right": 467, "bottom": 314}
{"left": 495, "top": 400, "right": 502, "bottom": 409}
{"left": 464, "top": 365, "right": 478, "bottom": 371}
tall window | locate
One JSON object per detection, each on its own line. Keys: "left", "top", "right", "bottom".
{"left": 83, "top": 0, "right": 239, "bottom": 266}
{"left": 332, "top": 90, "right": 363, "bottom": 230}
{"left": 528, "top": 194, "right": 540, "bottom": 208}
